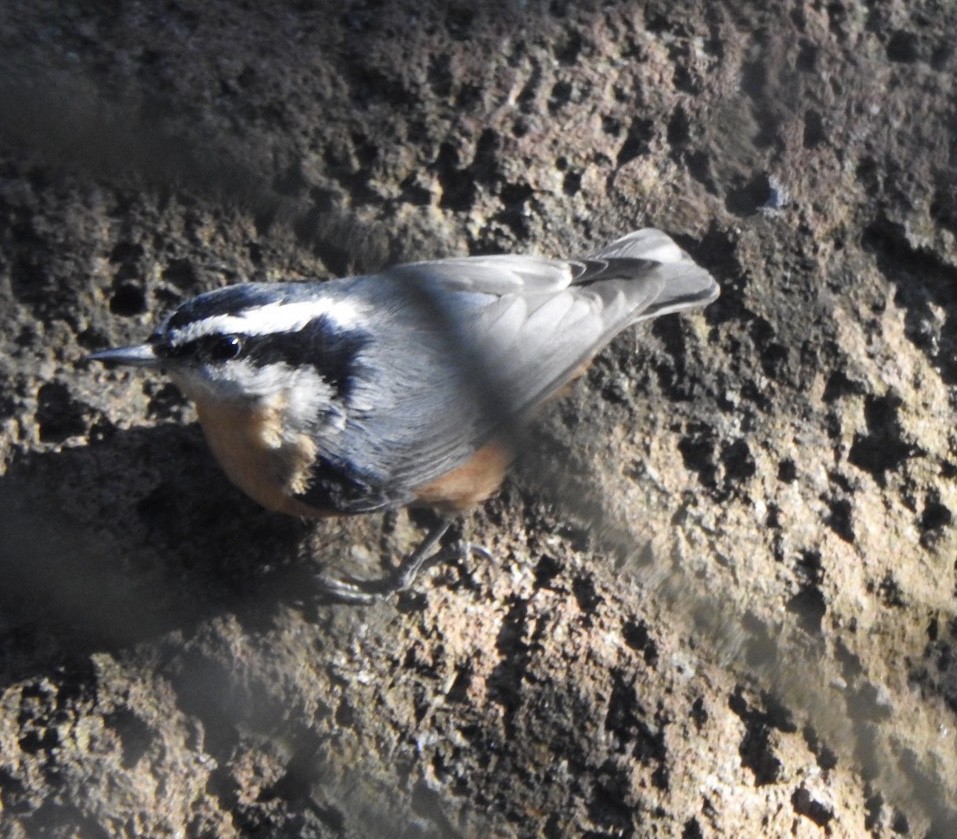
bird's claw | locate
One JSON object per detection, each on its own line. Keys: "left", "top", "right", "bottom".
{"left": 315, "top": 536, "right": 493, "bottom": 605}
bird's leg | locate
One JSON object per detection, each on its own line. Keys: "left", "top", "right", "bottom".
{"left": 316, "top": 517, "right": 453, "bottom": 604}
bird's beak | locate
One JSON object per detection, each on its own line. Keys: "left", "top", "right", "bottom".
{"left": 84, "top": 343, "right": 161, "bottom": 368}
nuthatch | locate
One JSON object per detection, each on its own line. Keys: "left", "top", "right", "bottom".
{"left": 87, "top": 229, "right": 718, "bottom": 602}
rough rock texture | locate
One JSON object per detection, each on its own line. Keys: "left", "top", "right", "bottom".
{"left": 1, "top": 0, "right": 956, "bottom": 836}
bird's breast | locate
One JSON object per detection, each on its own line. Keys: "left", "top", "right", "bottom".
{"left": 191, "top": 393, "right": 328, "bottom": 517}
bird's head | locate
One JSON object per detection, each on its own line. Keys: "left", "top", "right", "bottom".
{"left": 87, "top": 283, "right": 372, "bottom": 414}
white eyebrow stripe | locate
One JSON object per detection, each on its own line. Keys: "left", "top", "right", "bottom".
{"left": 170, "top": 297, "right": 364, "bottom": 344}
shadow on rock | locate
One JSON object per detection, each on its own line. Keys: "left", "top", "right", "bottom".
{"left": 0, "top": 423, "right": 337, "bottom": 677}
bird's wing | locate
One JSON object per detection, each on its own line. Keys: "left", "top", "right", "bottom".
{"left": 387, "top": 228, "right": 716, "bottom": 414}
{"left": 334, "top": 229, "right": 718, "bottom": 504}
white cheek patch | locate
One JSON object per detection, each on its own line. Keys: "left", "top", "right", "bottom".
{"left": 171, "top": 361, "right": 343, "bottom": 431}
{"left": 170, "top": 359, "right": 274, "bottom": 402}
{"left": 284, "top": 366, "right": 345, "bottom": 430}
{"left": 169, "top": 298, "right": 364, "bottom": 346}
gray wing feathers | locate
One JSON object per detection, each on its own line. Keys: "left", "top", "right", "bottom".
{"left": 390, "top": 256, "right": 574, "bottom": 294}
{"left": 349, "top": 228, "right": 717, "bottom": 497}
{"left": 583, "top": 228, "right": 719, "bottom": 317}
{"left": 395, "top": 228, "right": 717, "bottom": 324}
{"left": 586, "top": 227, "right": 686, "bottom": 261}
{"left": 469, "top": 228, "right": 717, "bottom": 414}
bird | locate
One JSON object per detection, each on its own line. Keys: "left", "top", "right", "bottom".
{"left": 86, "top": 229, "right": 718, "bottom": 602}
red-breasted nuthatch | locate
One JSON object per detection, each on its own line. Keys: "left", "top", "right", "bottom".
{"left": 87, "top": 229, "right": 718, "bottom": 602}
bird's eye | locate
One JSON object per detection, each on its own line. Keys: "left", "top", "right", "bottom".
{"left": 208, "top": 335, "right": 243, "bottom": 361}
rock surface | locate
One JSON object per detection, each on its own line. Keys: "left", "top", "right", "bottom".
{"left": 1, "top": 1, "right": 956, "bottom": 836}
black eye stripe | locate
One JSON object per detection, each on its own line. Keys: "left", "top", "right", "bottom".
{"left": 242, "top": 316, "right": 370, "bottom": 396}
{"left": 155, "top": 334, "right": 243, "bottom": 362}
{"left": 155, "top": 315, "right": 371, "bottom": 398}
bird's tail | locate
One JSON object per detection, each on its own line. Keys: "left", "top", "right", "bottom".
{"left": 583, "top": 228, "right": 719, "bottom": 322}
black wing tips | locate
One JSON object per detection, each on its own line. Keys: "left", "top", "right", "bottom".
{"left": 638, "top": 269, "right": 719, "bottom": 319}
{"left": 580, "top": 228, "right": 719, "bottom": 318}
